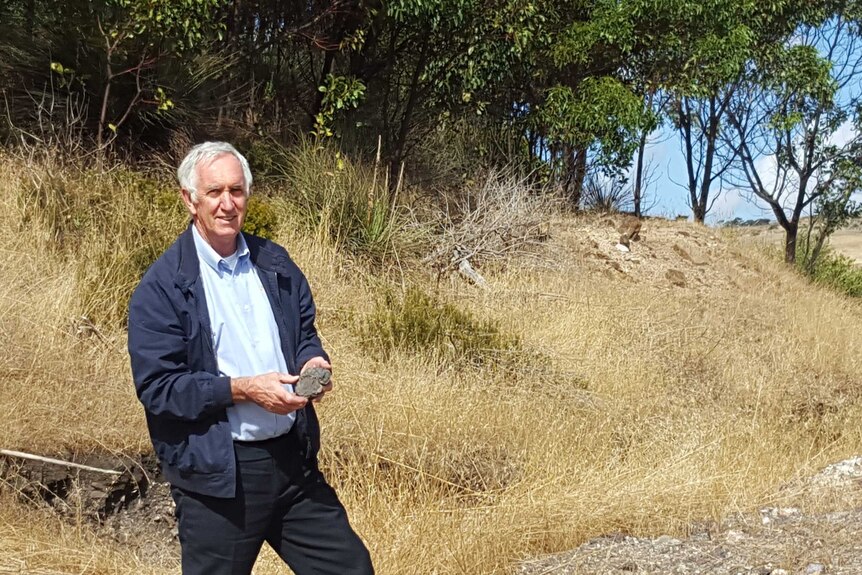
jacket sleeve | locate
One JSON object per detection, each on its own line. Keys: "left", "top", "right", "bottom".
{"left": 128, "top": 278, "right": 233, "bottom": 421}
{"left": 294, "top": 272, "right": 330, "bottom": 370}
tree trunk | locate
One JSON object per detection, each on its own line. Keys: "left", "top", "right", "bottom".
{"left": 633, "top": 90, "right": 655, "bottom": 218}
{"left": 562, "top": 144, "right": 587, "bottom": 207}
{"left": 784, "top": 224, "right": 798, "bottom": 264}
{"left": 633, "top": 131, "right": 647, "bottom": 217}
{"left": 25, "top": 0, "right": 35, "bottom": 38}
{"left": 389, "top": 31, "right": 429, "bottom": 191}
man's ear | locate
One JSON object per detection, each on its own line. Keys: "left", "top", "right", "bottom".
{"left": 180, "top": 188, "right": 197, "bottom": 216}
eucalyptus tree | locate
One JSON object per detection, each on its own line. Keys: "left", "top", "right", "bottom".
{"left": 337, "top": 0, "right": 544, "bottom": 188}
{"left": 726, "top": 2, "right": 862, "bottom": 263}
{"left": 654, "top": 0, "right": 836, "bottom": 223}
{"left": 520, "top": 0, "right": 815, "bottom": 210}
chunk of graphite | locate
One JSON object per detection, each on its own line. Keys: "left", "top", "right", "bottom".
{"left": 295, "top": 367, "right": 331, "bottom": 398}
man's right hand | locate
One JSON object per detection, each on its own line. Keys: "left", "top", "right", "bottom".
{"left": 231, "top": 372, "right": 308, "bottom": 415}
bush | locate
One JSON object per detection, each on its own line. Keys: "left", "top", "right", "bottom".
{"left": 359, "top": 286, "right": 519, "bottom": 366}
{"left": 808, "top": 249, "right": 862, "bottom": 298}
{"left": 425, "top": 170, "right": 556, "bottom": 273}
{"left": 243, "top": 195, "right": 278, "bottom": 239}
{"left": 795, "top": 235, "right": 862, "bottom": 298}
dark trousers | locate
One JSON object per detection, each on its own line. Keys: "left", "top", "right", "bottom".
{"left": 171, "top": 428, "right": 374, "bottom": 575}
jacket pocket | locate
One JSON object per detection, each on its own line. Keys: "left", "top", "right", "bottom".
{"left": 153, "top": 418, "right": 231, "bottom": 475}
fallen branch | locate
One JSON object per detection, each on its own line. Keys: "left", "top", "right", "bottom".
{"left": 457, "top": 257, "right": 488, "bottom": 289}
{"left": 0, "top": 449, "right": 122, "bottom": 476}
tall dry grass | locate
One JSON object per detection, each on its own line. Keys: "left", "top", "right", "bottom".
{"left": 1, "top": 148, "right": 862, "bottom": 574}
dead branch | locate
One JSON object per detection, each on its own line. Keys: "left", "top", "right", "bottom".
{"left": 0, "top": 449, "right": 122, "bottom": 476}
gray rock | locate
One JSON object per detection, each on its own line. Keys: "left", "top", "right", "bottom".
{"left": 805, "top": 564, "right": 825, "bottom": 574}
{"left": 295, "top": 367, "right": 331, "bottom": 398}
{"left": 654, "top": 535, "right": 682, "bottom": 547}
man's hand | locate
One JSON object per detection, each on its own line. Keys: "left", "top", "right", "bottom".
{"left": 301, "top": 357, "right": 333, "bottom": 402}
{"left": 231, "top": 372, "right": 307, "bottom": 414}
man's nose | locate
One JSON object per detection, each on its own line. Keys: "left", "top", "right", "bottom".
{"left": 218, "top": 190, "right": 235, "bottom": 210}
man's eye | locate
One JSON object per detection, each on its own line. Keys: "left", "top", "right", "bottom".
{"left": 206, "top": 189, "right": 221, "bottom": 197}
{"left": 230, "top": 188, "right": 244, "bottom": 196}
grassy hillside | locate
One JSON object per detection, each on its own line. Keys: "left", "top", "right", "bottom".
{"left": 1, "top": 150, "right": 861, "bottom": 575}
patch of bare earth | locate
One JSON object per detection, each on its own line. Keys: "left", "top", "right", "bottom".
{"left": 519, "top": 458, "right": 862, "bottom": 575}
{"left": 547, "top": 213, "right": 762, "bottom": 292}
{"left": 0, "top": 451, "right": 179, "bottom": 572}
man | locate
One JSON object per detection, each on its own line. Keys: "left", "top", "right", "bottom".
{"left": 128, "top": 141, "right": 373, "bottom": 575}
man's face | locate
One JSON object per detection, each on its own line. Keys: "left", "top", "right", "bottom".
{"left": 182, "top": 153, "right": 248, "bottom": 254}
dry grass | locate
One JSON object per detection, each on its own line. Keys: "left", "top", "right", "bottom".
{"left": 0, "top": 492, "right": 169, "bottom": 574}
{"left": 1, "top": 152, "right": 862, "bottom": 574}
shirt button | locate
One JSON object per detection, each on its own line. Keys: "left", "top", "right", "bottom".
{"left": 243, "top": 304, "right": 250, "bottom": 312}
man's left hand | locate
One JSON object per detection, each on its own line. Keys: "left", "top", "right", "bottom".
{"left": 301, "top": 356, "right": 333, "bottom": 402}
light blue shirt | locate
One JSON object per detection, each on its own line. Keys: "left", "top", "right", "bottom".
{"left": 192, "top": 226, "right": 295, "bottom": 441}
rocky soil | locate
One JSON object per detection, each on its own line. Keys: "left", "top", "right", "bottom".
{"left": 519, "top": 458, "right": 862, "bottom": 575}
{"left": 0, "top": 451, "right": 179, "bottom": 569}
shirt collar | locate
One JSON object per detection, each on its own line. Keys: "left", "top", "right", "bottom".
{"left": 191, "top": 225, "right": 250, "bottom": 275}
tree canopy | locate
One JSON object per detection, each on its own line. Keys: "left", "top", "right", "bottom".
{"left": 1, "top": 0, "right": 858, "bottom": 237}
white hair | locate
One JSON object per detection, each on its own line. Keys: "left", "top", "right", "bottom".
{"left": 177, "top": 141, "right": 253, "bottom": 202}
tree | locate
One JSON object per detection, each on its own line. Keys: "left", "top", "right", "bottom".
{"left": 1, "top": 0, "right": 227, "bottom": 150}
{"left": 726, "top": 4, "right": 861, "bottom": 263}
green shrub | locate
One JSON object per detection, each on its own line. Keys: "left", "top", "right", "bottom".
{"left": 359, "top": 286, "right": 519, "bottom": 366}
{"left": 809, "top": 249, "right": 862, "bottom": 298}
{"left": 795, "top": 236, "right": 862, "bottom": 298}
{"left": 244, "top": 138, "right": 292, "bottom": 179}
{"left": 243, "top": 195, "right": 278, "bottom": 239}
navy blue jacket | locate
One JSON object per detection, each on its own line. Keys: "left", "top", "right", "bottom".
{"left": 128, "top": 225, "right": 328, "bottom": 498}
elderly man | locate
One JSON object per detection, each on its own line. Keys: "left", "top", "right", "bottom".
{"left": 128, "top": 141, "right": 373, "bottom": 575}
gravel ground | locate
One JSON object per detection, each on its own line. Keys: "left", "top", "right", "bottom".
{"left": 519, "top": 458, "right": 862, "bottom": 575}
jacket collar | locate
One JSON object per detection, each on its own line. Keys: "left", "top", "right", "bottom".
{"left": 174, "top": 224, "right": 291, "bottom": 293}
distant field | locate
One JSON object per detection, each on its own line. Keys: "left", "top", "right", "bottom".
{"left": 742, "top": 223, "right": 862, "bottom": 264}
{"left": 828, "top": 229, "right": 862, "bottom": 263}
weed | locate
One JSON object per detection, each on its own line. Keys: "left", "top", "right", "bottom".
{"left": 283, "top": 140, "right": 420, "bottom": 260}
{"left": 359, "top": 286, "right": 519, "bottom": 366}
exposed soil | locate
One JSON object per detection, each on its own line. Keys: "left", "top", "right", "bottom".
{"left": 549, "top": 214, "right": 763, "bottom": 293}
{"left": 0, "top": 450, "right": 179, "bottom": 569}
{"left": 519, "top": 458, "right": 862, "bottom": 575}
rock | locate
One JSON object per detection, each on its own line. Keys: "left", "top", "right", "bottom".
{"left": 759, "top": 507, "right": 800, "bottom": 526}
{"left": 618, "top": 216, "right": 642, "bottom": 242}
{"left": 810, "top": 457, "right": 862, "bottom": 488}
{"left": 673, "top": 243, "right": 709, "bottom": 265}
{"left": 805, "top": 563, "right": 825, "bottom": 574}
{"left": 295, "top": 367, "right": 331, "bottom": 398}
{"left": 616, "top": 243, "right": 630, "bottom": 253}
{"left": 725, "top": 530, "right": 747, "bottom": 544}
{"left": 666, "top": 269, "right": 687, "bottom": 287}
